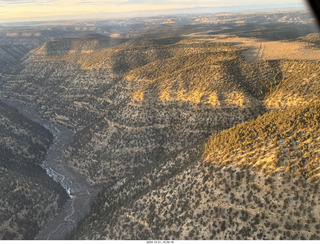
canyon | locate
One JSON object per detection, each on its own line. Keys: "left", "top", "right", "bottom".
{"left": 0, "top": 10, "right": 320, "bottom": 240}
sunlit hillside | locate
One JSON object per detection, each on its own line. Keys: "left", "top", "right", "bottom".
{"left": 0, "top": 10, "right": 319, "bottom": 240}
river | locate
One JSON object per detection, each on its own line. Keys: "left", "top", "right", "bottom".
{"left": 0, "top": 98, "right": 102, "bottom": 240}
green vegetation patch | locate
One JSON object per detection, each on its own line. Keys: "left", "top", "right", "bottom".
{"left": 205, "top": 101, "right": 320, "bottom": 180}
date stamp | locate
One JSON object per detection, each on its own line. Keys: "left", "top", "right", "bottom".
{"left": 146, "top": 241, "right": 174, "bottom": 244}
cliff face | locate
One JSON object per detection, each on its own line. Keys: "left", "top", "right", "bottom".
{"left": 1, "top": 11, "right": 320, "bottom": 240}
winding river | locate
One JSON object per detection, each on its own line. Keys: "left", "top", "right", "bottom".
{"left": 0, "top": 98, "right": 102, "bottom": 240}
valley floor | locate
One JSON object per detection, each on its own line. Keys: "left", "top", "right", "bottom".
{"left": 0, "top": 99, "right": 102, "bottom": 240}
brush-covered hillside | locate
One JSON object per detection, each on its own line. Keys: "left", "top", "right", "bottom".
{"left": 0, "top": 12, "right": 319, "bottom": 240}
{"left": 70, "top": 103, "right": 320, "bottom": 240}
{"left": 300, "top": 33, "right": 320, "bottom": 46}
{"left": 29, "top": 34, "right": 127, "bottom": 57}
{"left": 67, "top": 28, "right": 320, "bottom": 240}
{"left": 2, "top": 33, "right": 264, "bottom": 185}
{"left": 205, "top": 101, "right": 320, "bottom": 180}
{"left": 0, "top": 102, "right": 68, "bottom": 240}
{"left": 65, "top": 38, "right": 267, "bottom": 185}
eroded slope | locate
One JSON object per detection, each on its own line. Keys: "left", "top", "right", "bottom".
{"left": 1, "top": 34, "right": 263, "bottom": 185}
{"left": 0, "top": 102, "right": 68, "bottom": 240}
{"left": 71, "top": 102, "right": 320, "bottom": 240}
{"left": 1, "top": 18, "right": 320, "bottom": 240}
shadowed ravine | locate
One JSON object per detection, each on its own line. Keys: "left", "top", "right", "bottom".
{"left": 0, "top": 98, "right": 102, "bottom": 240}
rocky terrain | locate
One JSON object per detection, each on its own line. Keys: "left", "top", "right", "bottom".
{"left": 1, "top": 35, "right": 263, "bottom": 185}
{"left": 69, "top": 47, "right": 320, "bottom": 240}
{"left": 0, "top": 10, "right": 319, "bottom": 240}
{"left": 0, "top": 101, "right": 68, "bottom": 239}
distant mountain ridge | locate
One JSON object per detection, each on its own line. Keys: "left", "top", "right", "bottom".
{"left": 0, "top": 3, "right": 307, "bottom": 25}
{"left": 29, "top": 35, "right": 126, "bottom": 57}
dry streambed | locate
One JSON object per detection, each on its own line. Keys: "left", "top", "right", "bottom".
{"left": 0, "top": 98, "right": 102, "bottom": 240}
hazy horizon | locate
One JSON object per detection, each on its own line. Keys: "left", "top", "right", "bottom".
{"left": 0, "top": 0, "right": 309, "bottom": 24}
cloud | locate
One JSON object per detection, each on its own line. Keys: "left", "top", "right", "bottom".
{"left": 0, "top": 0, "right": 54, "bottom": 3}
{"left": 0, "top": 0, "right": 34, "bottom": 4}
{"left": 0, "top": 0, "right": 304, "bottom": 6}
{"left": 124, "top": 0, "right": 167, "bottom": 4}
{"left": 0, "top": 0, "right": 306, "bottom": 23}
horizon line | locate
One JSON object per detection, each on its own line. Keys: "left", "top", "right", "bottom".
{"left": 0, "top": 2, "right": 308, "bottom": 25}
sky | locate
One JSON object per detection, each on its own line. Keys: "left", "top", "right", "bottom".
{"left": 0, "top": 0, "right": 308, "bottom": 23}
